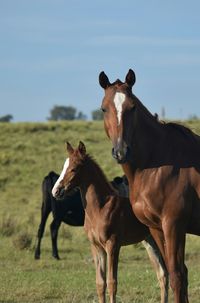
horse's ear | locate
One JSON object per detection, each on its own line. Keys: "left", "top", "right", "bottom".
{"left": 99, "top": 71, "right": 110, "bottom": 89}
{"left": 125, "top": 69, "right": 136, "bottom": 88}
{"left": 78, "top": 141, "right": 86, "bottom": 155}
{"left": 66, "top": 141, "right": 74, "bottom": 155}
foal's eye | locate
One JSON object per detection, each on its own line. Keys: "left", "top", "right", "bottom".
{"left": 101, "top": 107, "right": 106, "bottom": 113}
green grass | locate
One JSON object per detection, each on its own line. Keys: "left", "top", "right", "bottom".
{"left": 1, "top": 120, "right": 200, "bottom": 302}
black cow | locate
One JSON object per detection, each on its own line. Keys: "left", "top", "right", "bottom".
{"left": 35, "top": 171, "right": 126, "bottom": 260}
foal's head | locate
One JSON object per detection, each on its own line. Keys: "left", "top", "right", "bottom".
{"left": 99, "top": 69, "right": 136, "bottom": 164}
{"left": 52, "top": 141, "right": 86, "bottom": 200}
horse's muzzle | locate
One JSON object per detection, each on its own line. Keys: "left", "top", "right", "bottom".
{"left": 52, "top": 186, "right": 65, "bottom": 200}
{"left": 112, "top": 145, "right": 130, "bottom": 164}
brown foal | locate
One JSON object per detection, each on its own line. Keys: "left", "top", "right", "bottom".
{"left": 52, "top": 141, "right": 168, "bottom": 303}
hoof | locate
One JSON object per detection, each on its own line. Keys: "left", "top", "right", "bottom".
{"left": 53, "top": 254, "right": 60, "bottom": 260}
{"left": 34, "top": 254, "right": 40, "bottom": 260}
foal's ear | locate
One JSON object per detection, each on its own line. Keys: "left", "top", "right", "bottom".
{"left": 125, "top": 69, "right": 136, "bottom": 88}
{"left": 99, "top": 71, "right": 111, "bottom": 89}
{"left": 66, "top": 141, "right": 74, "bottom": 155}
{"left": 78, "top": 141, "right": 86, "bottom": 155}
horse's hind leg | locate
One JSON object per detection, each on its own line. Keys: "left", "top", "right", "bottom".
{"left": 142, "top": 236, "right": 169, "bottom": 303}
{"left": 34, "top": 204, "right": 51, "bottom": 259}
{"left": 50, "top": 218, "right": 61, "bottom": 259}
{"left": 91, "top": 244, "right": 106, "bottom": 303}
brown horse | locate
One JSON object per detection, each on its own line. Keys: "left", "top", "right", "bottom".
{"left": 99, "top": 69, "right": 200, "bottom": 303}
{"left": 52, "top": 141, "right": 169, "bottom": 303}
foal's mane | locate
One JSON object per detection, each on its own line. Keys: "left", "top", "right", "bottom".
{"left": 83, "top": 154, "right": 116, "bottom": 192}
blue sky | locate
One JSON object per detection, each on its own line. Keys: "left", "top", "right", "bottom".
{"left": 1, "top": 0, "right": 200, "bottom": 121}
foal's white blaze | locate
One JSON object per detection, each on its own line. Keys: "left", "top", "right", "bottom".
{"left": 113, "top": 92, "right": 126, "bottom": 125}
{"left": 52, "top": 158, "right": 69, "bottom": 197}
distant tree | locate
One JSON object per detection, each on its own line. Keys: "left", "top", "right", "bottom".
{"left": 188, "top": 114, "right": 199, "bottom": 120}
{"left": 0, "top": 114, "right": 13, "bottom": 122}
{"left": 92, "top": 109, "right": 103, "bottom": 120}
{"left": 48, "top": 106, "right": 77, "bottom": 121}
{"left": 76, "top": 111, "right": 87, "bottom": 120}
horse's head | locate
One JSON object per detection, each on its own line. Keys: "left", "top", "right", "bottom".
{"left": 52, "top": 141, "right": 86, "bottom": 200}
{"left": 99, "top": 69, "right": 136, "bottom": 164}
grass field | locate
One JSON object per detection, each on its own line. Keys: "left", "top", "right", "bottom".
{"left": 1, "top": 120, "right": 200, "bottom": 303}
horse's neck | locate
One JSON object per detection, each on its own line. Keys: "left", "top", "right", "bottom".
{"left": 121, "top": 163, "right": 136, "bottom": 189}
{"left": 78, "top": 160, "right": 114, "bottom": 213}
{"left": 132, "top": 106, "right": 165, "bottom": 168}
{"left": 136, "top": 104, "right": 163, "bottom": 140}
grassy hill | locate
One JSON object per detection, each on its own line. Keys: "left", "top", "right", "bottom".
{"left": 1, "top": 120, "right": 200, "bottom": 302}
{"left": 0, "top": 121, "right": 122, "bottom": 219}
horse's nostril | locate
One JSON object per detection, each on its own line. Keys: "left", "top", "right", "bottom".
{"left": 112, "top": 148, "right": 118, "bottom": 159}
{"left": 117, "top": 150, "right": 122, "bottom": 158}
{"left": 112, "top": 148, "right": 115, "bottom": 157}
{"left": 111, "top": 145, "right": 129, "bottom": 163}
{"left": 52, "top": 186, "right": 65, "bottom": 199}
{"left": 60, "top": 188, "right": 65, "bottom": 197}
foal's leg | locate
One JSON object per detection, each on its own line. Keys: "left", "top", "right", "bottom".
{"left": 50, "top": 218, "right": 61, "bottom": 259}
{"left": 34, "top": 204, "right": 51, "bottom": 259}
{"left": 163, "top": 220, "right": 189, "bottom": 303}
{"left": 142, "top": 236, "right": 169, "bottom": 303}
{"left": 91, "top": 244, "right": 107, "bottom": 303}
{"left": 106, "top": 243, "right": 120, "bottom": 303}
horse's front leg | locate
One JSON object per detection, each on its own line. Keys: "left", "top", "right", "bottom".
{"left": 142, "top": 235, "right": 169, "bottom": 303}
{"left": 106, "top": 242, "right": 120, "bottom": 303}
{"left": 34, "top": 204, "right": 51, "bottom": 259}
{"left": 50, "top": 218, "right": 61, "bottom": 259}
{"left": 163, "top": 220, "right": 189, "bottom": 303}
{"left": 91, "top": 244, "right": 107, "bottom": 303}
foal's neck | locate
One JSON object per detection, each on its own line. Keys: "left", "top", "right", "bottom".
{"left": 79, "top": 156, "right": 115, "bottom": 210}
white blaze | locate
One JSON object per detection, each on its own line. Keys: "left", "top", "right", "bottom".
{"left": 113, "top": 92, "right": 126, "bottom": 125}
{"left": 52, "top": 158, "right": 69, "bottom": 197}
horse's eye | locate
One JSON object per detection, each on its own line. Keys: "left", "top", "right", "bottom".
{"left": 101, "top": 107, "right": 106, "bottom": 113}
